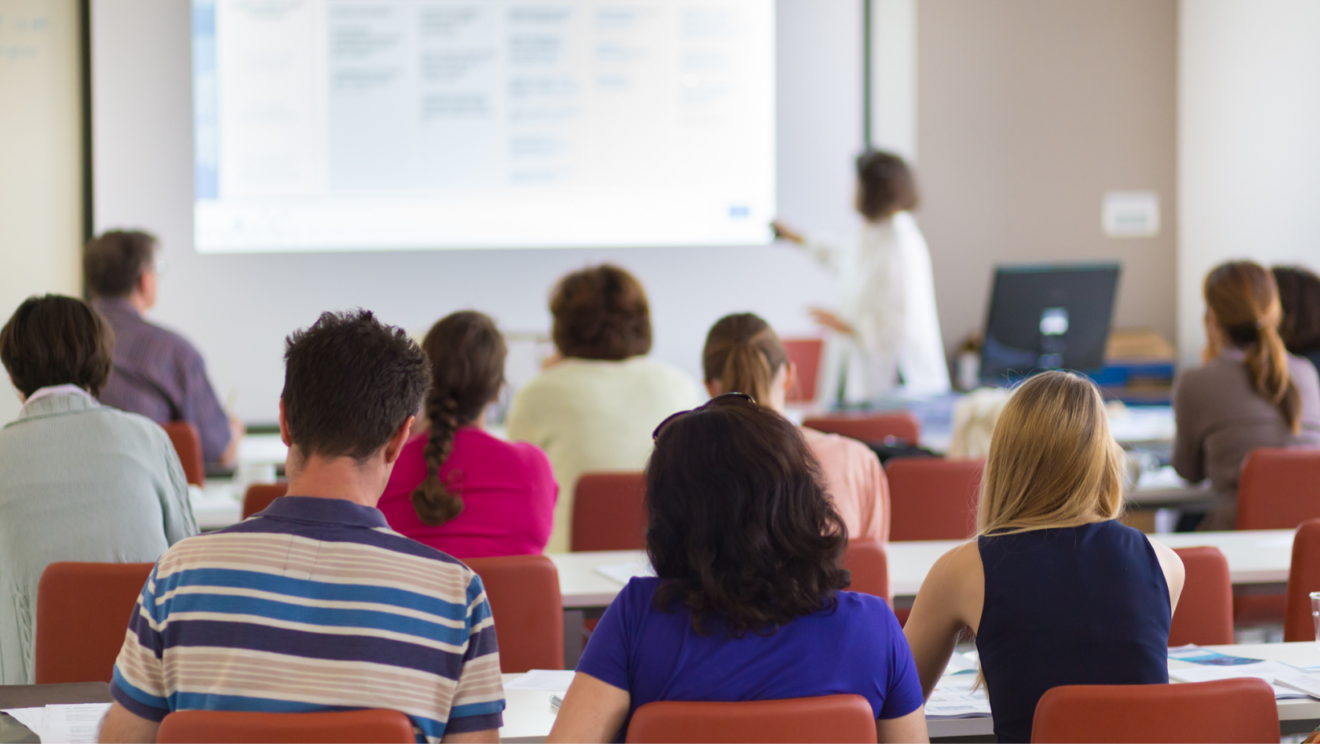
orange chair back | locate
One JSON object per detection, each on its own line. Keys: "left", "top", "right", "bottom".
{"left": 886, "top": 458, "right": 983, "bottom": 541}
{"left": 1236, "top": 447, "right": 1320, "bottom": 530}
{"left": 464, "top": 555, "right": 564, "bottom": 672}
{"left": 843, "top": 539, "right": 889, "bottom": 603}
{"left": 572, "top": 472, "right": 647, "bottom": 552}
{"left": 162, "top": 420, "right": 205, "bottom": 487}
{"left": 801, "top": 412, "right": 920, "bottom": 445}
{"left": 1168, "top": 546, "right": 1234, "bottom": 646}
{"left": 35, "top": 562, "right": 154, "bottom": 684}
{"left": 1285, "top": 519, "right": 1320, "bottom": 642}
{"left": 1031, "top": 678, "right": 1279, "bottom": 743}
{"left": 157, "top": 709, "right": 415, "bottom": 743}
{"left": 781, "top": 338, "right": 824, "bottom": 404}
{"left": 626, "top": 694, "right": 877, "bottom": 744}
{"left": 242, "top": 482, "right": 288, "bottom": 519}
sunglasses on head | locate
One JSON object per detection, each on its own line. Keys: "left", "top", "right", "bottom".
{"left": 652, "top": 392, "right": 756, "bottom": 441}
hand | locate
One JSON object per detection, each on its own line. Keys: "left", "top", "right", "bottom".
{"left": 809, "top": 307, "right": 854, "bottom": 336}
{"left": 770, "top": 220, "right": 805, "bottom": 245}
{"left": 220, "top": 416, "right": 245, "bottom": 468}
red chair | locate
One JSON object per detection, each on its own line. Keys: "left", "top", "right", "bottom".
{"left": 157, "top": 709, "right": 415, "bottom": 743}
{"left": 1168, "top": 547, "right": 1234, "bottom": 646}
{"left": 843, "top": 539, "right": 889, "bottom": 603}
{"left": 1284, "top": 519, "right": 1320, "bottom": 642}
{"left": 162, "top": 421, "right": 205, "bottom": 487}
{"left": 886, "top": 458, "right": 983, "bottom": 541}
{"left": 571, "top": 472, "right": 647, "bottom": 552}
{"left": 1234, "top": 448, "right": 1320, "bottom": 626}
{"left": 35, "top": 562, "right": 154, "bottom": 684}
{"left": 626, "top": 694, "right": 877, "bottom": 744}
{"left": 1031, "top": 678, "right": 1279, "bottom": 743}
{"left": 782, "top": 338, "right": 824, "bottom": 404}
{"left": 242, "top": 482, "right": 288, "bottom": 519}
{"left": 465, "top": 555, "right": 564, "bottom": 672}
{"left": 802, "top": 412, "right": 920, "bottom": 445}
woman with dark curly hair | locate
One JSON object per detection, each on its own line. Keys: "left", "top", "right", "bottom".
{"left": 508, "top": 265, "right": 701, "bottom": 553}
{"left": 377, "top": 311, "right": 556, "bottom": 558}
{"left": 548, "top": 395, "right": 927, "bottom": 743}
{"left": 1274, "top": 265, "right": 1320, "bottom": 374}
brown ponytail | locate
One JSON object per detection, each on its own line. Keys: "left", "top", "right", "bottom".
{"left": 1205, "top": 261, "right": 1302, "bottom": 433}
{"left": 412, "top": 312, "right": 507, "bottom": 526}
{"left": 703, "top": 314, "right": 789, "bottom": 405}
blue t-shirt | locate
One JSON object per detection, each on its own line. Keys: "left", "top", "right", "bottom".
{"left": 576, "top": 577, "right": 924, "bottom": 741}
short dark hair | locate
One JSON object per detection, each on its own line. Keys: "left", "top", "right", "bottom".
{"left": 646, "top": 396, "right": 849, "bottom": 636}
{"left": 550, "top": 265, "right": 652, "bottom": 361}
{"left": 855, "top": 150, "right": 919, "bottom": 221}
{"left": 84, "top": 230, "right": 158, "bottom": 299}
{"left": 1274, "top": 265, "right": 1320, "bottom": 355}
{"left": 1, "top": 295, "right": 115, "bottom": 397}
{"left": 282, "top": 309, "right": 429, "bottom": 461}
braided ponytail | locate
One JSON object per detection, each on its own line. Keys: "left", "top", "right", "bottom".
{"left": 411, "top": 312, "right": 507, "bottom": 526}
{"left": 703, "top": 313, "right": 789, "bottom": 405}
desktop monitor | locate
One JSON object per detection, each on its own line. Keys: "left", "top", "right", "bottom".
{"left": 980, "top": 263, "right": 1121, "bottom": 382}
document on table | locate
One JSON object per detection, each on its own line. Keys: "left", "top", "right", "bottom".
{"left": 1169, "top": 661, "right": 1310, "bottom": 699}
{"left": 925, "top": 674, "right": 991, "bottom": 719}
{"left": 1, "top": 703, "right": 110, "bottom": 743}
{"left": 595, "top": 563, "right": 655, "bottom": 585}
{"left": 505, "top": 670, "right": 578, "bottom": 691}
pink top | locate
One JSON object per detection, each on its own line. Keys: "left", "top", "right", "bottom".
{"left": 378, "top": 428, "right": 558, "bottom": 559}
{"left": 801, "top": 426, "right": 890, "bottom": 542}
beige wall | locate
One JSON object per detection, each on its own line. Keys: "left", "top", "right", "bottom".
{"left": 916, "top": 0, "right": 1179, "bottom": 358}
{"left": 0, "top": 0, "right": 84, "bottom": 422}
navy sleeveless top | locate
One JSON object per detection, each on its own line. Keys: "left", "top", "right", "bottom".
{"left": 976, "top": 520, "right": 1170, "bottom": 743}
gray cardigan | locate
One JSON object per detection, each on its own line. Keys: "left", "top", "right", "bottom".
{"left": 0, "top": 392, "right": 196, "bottom": 684}
{"left": 1172, "top": 349, "right": 1320, "bottom": 529}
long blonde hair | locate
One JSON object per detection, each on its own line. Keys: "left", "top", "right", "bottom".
{"left": 977, "top": 371, "right": 1125, "bottom": 536}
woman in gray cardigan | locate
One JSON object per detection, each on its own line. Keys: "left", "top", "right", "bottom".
{"left": 0, "top": 295, "right": 196, "bottom": 684}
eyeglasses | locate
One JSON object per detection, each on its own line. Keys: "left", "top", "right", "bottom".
{"left": 652, "top": 392, "right": 756, "bottom": 441}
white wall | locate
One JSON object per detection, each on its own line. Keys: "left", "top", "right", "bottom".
{"left": 0, "top": 0, "right": 83, "bottom": 423}
{"left": 91, "top": 0, "right": 864, "bottom": 423}
{"left": 1179, "top": 0, "right": 1320, "bottom": 366}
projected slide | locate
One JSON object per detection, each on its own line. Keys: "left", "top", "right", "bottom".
{"left": 191, "top": 0, "right": 776, "bottom": 253}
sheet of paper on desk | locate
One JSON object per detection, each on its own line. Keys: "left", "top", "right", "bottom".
{"left": 1169, "top": 661, "right": 1309, "bottom": 699}
{"left": 505, "top": 670, "right": 578, "bottom": 691}
{"left": 1, "top": 703, "right": 110, "bottom": 743}
{"left": 925, "top": 683, "right": 991, "bottom": 719}
{"left": 1274, "top": 671, "right": 1320, "bottom": 699}
{"left": 595, "top": 563, "right": 655, "bottom": 585}
{"left": 1, "top": 707, "right": 46, "bottom": 736}
{"left": 1168, "top": 645, "right": 1263, "bottom": 666}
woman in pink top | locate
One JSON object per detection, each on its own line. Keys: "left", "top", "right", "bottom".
{"left": 703, "top": 314, "right": 890, "bottom": 541}
{"left": 379, "top": 311, "right": 557, "bottom": 558}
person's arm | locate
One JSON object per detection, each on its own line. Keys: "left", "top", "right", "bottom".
{"left": 1147, "top": 538, "right": 1187, "bottom": 614}
{"left": 177, "top": 348, "right": 236, "bottom": 467}
{"left": 877, "top": 708, "right": 929, "bottom": 744}
{"left": 103, "top": 567, "right": 171, "bottom": 741}
{"left": 156, "top": 432, "right": 198, "bottom": 543}
{"left": 98, "top": 702, "right": 159, "bottom": 743}
{"left": 902, "top": 541, "right": 984, "bottom": 698}
{"left": 444, "top": 574, "right": 506, "bottom": 738}
{"left": 1170, "top": 373, "right": 1206, "bottom": 484}
{"left": 547, "top": 672, "right": 632, "bottom": 744}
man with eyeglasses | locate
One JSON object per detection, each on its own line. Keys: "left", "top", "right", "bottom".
{"left": 84, "top": 230, "right": 242, "bottom": 467}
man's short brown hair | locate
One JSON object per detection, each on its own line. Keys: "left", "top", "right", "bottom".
{"left": 84, "top": 230, "right": 157, "bottom": 299}
{"left": 855, "top": 150, "right": 919, "bottom": 221}
{"left": 1, "top": 295, "right": 115, "bottom": 397}
{"left": 550, "top": 265, "right": 652, "bottom": 361}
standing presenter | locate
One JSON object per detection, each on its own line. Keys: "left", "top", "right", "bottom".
{"left": 773, "top": 150, "right": 950, "bottom": 401}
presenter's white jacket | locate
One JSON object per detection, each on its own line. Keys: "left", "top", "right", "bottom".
{"left": 806, "top": 211, "right": 951, "bottom": 400}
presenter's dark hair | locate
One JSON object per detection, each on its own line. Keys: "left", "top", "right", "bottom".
{"left": 1274, "top": 266, "right": 1320, "bottom": 357}
{"left": 855, "top": 149, "right": 919, "bottom": 221}
{"left": 282, "top": 309, "right": 429, "bottom": 461}
{"left": 550, "top": 265, "right": 652, "bottom": 360}
{"left": 646, "top": 396, "right": 849, "bottom": 636}
{"left": 84, "top": 230, "right": 158, "bottom": 299}
{"left": 412, "top": 311, "right": 507, "bottom": 526}
{"left": 1, "top": 295, "right": 114, "bottom": 397}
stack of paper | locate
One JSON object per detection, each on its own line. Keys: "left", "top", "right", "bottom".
{"left": 926, "top": 674, "right": 991, "bottom": 719}
{"left": 1, "top": 703, "right": 111, "bottom": 743}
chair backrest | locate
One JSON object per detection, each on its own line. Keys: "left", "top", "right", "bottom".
{"left": 572, "top": 472, "right": 647, "bottom": 552}
{"left": 1031, "top": 678, "right": 1279, "bottom": 743}
{"left": 242, "top": 482, "right": 289, "bottom": 519}
{"left": 801, "top": 412, "right": 921, "bottom": 446}
{"left": 1237, "top": 447, "right": 1320, "bottom": 530}
{"left": 842, "top": 539, "right": 889, "bottom": 603}
{"left": 626, "top": 695, "right": 877, "bottom": 744}
{"left": 35, "top": 562, "right": 154, "bottom": 684}
{"left": 157, "top": 709, "right": 415, "bottom": 743}
{"left": 464, "top": 555, "right": 564, "bottom": 672}
{"left": 162, "top": 420, "right": 205, "bottom": 487}
{"left": 1285, "top": 519, "right": 1320, "bottom": 642}
{"left": 781, "top": 338, "right": 824, "bottom": 404}
{"left": 1169, "top": 546, "right": 1234, "bottom": 646}
{"left": 886, "top": 458, "right": 983, "bottom": 541}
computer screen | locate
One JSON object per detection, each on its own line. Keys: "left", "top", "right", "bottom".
{"left": 980, "top": 263, "right": 1121, "bottom": 382}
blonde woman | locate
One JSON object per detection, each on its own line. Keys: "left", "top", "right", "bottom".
{"left": 902, "top": 371, "right": 1184, "bottom": 744}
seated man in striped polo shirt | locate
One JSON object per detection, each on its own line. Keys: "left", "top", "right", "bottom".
{"left": 99, "top": 310, "right": 505, "bottom": 744}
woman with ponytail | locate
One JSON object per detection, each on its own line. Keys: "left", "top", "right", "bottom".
{"left": 1173, "top": 261, "right": 1320, "bottom": 530}
{"left": 703, "top": 313, "right": 890, "bottom": 541}
{"left": 378, "top": 311, "right": 557, "bottom": 558}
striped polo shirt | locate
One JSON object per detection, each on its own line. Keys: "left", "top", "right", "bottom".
{"left": 110, "top": 496, "right": 505, "bottom": 743}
